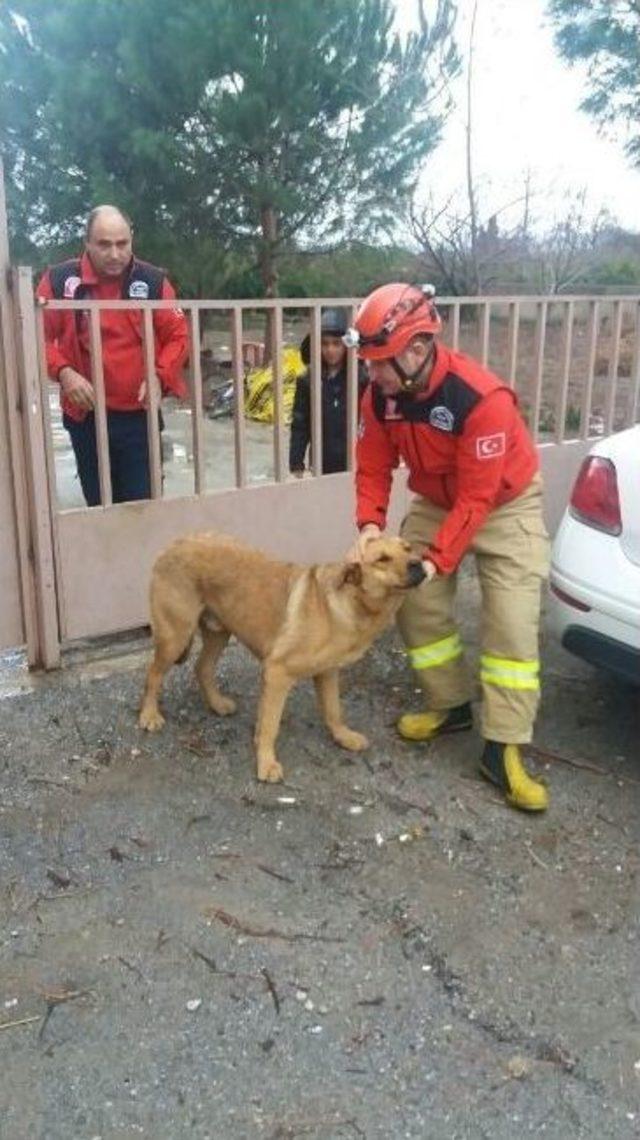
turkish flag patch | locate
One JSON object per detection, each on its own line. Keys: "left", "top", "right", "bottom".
{"left": 476, "top": 432, "right": 506, "bottom": 459}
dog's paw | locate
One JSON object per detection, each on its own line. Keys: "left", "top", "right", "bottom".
{"left": 210, "top": 694, "right": 237, "bottom": 717}
{"left": 333, "top": 726, "right": 369, "bottom": 752}
{"left": 138, "top": 707, "right": 165, "bottom": 732}
{"left": 257, "top": 758, "right": 284, "bottom": 783}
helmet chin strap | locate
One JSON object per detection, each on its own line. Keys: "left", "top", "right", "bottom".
{"left": 390, "top": 342, "right": 435, "bottom": 392}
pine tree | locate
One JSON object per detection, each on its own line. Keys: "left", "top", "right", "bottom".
{"left": 0, "top": 0, "right": 459, "bottom": 294}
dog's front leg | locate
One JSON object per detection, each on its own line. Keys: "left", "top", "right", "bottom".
{"left": 314, "top": 670, "right": 369, "bottom": 752}
{"left": 254, "top": 663, "right": 295, "bottom": 782}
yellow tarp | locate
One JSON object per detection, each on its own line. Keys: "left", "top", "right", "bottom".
{"left": 244, "top": 346, "right": 306, "bottom": 424}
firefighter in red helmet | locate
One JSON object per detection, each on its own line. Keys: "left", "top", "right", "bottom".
{"left": 345, "top": 283, "right": 550, "bottom": 812}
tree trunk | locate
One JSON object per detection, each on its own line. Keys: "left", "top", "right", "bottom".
{"left": 465, "top": 0, "right": 481, "bottom": 294}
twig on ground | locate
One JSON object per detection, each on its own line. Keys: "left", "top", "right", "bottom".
{"left": 256, "top": 863, "right": 295, "bottom": 884}
{"left": 37, "top": 987, "right": 91, "bottom": 1041}
{"left": 527, "top": 745, "right": 607, "bottom": 777}
{"left": 0, "top": 1014, "right": 41, "bottom": 1033}
{"left": 211, "top": 852, "right": 294, "bottom": 884}
{"left": 261, "top": 967, "right": 281, "bottom": 1014}
{"left": 32, "top": 887, "right": 97, "bottom": 906}
{"left": 268, "top": 1116, "right": 365, "bottom": 1139}
{"left": 205, "top": 906, "right": 344, "bottom": 943}
{"left": 524, "top": 841, "right": 549, "bottom": 870}
{"left": 46, "top": 868, "right": 71, "bottom": 889}
{"left": 314, "top": 858, "right": 365, "bottom": 871}
{"left": 191, "top": 946, "right": 218, "bottom": 972}
{"left": 185, "top": 814, "right": 212, "bottom": 830}
{"left": 27, "top": 776, "right": 79, "bottom": 793}
{"left": 117, "top": 956, "right": 147, "bottom": 982}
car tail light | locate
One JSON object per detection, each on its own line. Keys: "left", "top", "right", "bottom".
{"left": 569, "top": 456, "right": 622, "bottom": 535}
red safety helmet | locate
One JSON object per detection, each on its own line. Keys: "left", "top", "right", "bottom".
{"left": 344, "top": 282, "right": 442, "bottom": 361}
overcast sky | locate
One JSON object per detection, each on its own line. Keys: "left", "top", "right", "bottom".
{"left": 396, "top": 0, "right": 640, "bottom": 232}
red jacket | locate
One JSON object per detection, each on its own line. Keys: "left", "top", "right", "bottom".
{"left": 37, "top": 253, "right": 188, "bottom": 421}
{"left": 356, "top": 342, "right": 539, "bottom": 575}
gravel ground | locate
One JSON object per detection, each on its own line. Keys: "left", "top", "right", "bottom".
{"left": 0, "top": 578, "right": 638, "bottom": 1140}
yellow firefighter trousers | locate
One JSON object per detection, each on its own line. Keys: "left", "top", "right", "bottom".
{"left": 397, "top": 475, "right": 550, "bottom": 743}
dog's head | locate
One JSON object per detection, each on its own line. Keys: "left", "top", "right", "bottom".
{"left": 342, "top": 536, "right": 425, "bottom": 599}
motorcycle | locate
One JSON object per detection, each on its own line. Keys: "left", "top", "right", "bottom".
{"left": 206, "top": 377, "right": 235, "bottom": 419}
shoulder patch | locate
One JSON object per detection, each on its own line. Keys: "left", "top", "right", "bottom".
{"left": 129, "top": 279, "right": 150, "bottom": 299}
{"left": 428, "top": 405, "right": 454, "bottom": 432}
{"left": 63, "top": 275, "right": 82, "bottom": 298}
{"left": 476, "top": 432, "right": 506, "bottom": 459}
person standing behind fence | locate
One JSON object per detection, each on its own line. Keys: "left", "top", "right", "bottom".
{"left": 37, "top": 206, "right": 188, "bottom": 506}
{"left": 289, "top": 307, "right": 368, "bottom": 477}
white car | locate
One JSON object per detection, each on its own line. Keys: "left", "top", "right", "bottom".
{"left": 548, "top": 425, "right": 640, "bottom": 685}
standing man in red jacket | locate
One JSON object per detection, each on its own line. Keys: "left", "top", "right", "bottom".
{"left": 346, "top": 283, "right": 550, "bottom": 812}
{"left": 37, "top": 205, "right": 188, "bottom": 505}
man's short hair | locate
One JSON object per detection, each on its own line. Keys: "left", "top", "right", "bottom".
{"left": 85, "top": 206, "right": 133, "bottom": 240}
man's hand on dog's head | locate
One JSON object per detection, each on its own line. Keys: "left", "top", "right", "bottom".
{"left": 347, "top": 526, "right": 437, "bottom": 582}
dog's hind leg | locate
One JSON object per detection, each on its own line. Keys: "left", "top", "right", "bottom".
{"left": 314, "top": 670, "right": 369, "bottom": 752}
{"left": 195, "top": 623, "right": 236, "bottom": 716}
{"left": 139, "top": 610, "right": 198, "bottom": 732}
{"left": 254, "top": 663, "right": 295, "bottom": 783}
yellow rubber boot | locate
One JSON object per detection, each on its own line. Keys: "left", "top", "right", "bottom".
{"left": 479, "top": 741, "right": 548, "bottom": 812}
{"left": 397, "top": 702, "right": 473, "bottom": 742}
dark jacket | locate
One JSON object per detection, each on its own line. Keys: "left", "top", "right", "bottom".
{"left": 289, "top": 362, "right": 368, "bottom": 475}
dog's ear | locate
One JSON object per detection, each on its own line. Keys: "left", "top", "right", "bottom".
{"left": 340, "top": 562, "right": 363, "bottom": 587}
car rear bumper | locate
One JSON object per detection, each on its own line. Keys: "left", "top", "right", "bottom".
{"left": 547, "top": 564, "right": 640, "bottom": 684}
{"left": 560, "top": 625, "right": 640, "bottom": 686}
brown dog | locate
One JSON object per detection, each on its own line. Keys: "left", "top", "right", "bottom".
{"left": 139, "top": 531, "right": 425, "bottom": 781}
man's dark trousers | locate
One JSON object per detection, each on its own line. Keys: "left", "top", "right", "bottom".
{"left": 63, "top": 409, "right": 155, "bottom": 506}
